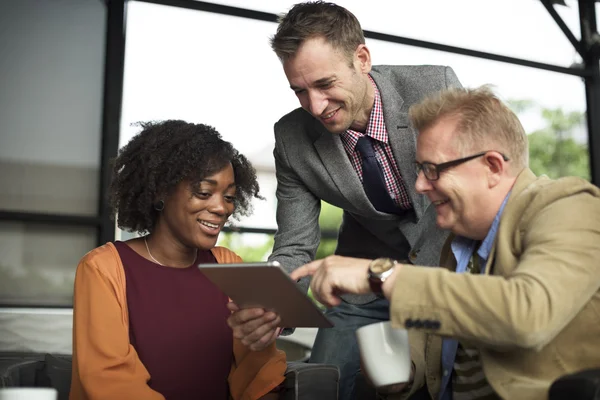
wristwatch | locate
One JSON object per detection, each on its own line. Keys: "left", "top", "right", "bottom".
{"left": 367, "top": 258, "right": 397, "bottom": 294}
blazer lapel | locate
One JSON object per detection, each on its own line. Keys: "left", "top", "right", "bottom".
{"left": 370, "top": 70, "right": 425, "bottom": 219}
{"left": 313, "top": 120, "right": 375, "bottom": 211}
{"left": 485, "top": 168, "right": 538, "bottom": 276}
{"left": 439, "top": 234, "right": 457, "bottom": 271}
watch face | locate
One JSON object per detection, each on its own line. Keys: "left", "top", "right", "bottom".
{"left": 370, "top": 258, "right": 394, "bottom": 274}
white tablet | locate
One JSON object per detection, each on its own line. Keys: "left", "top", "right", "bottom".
{"left": 198, "top": 261, "right": 333, "bottom": 328}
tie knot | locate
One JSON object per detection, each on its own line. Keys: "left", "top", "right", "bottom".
{"left": 355, "top": 136, "right": 376, "bottom": 158}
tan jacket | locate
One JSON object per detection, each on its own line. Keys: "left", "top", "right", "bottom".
{"left": 70, "top": 243, "right": 286, "bottom": 400}
{"left": 389, "top": 169, "right": 600, "bottom": 399}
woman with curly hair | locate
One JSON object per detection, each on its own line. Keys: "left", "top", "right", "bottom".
{"left": 69, "top": 120, "right": 286, "bottom": 400}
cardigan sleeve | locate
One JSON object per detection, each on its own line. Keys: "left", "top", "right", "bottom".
{"left": 228, "top": 339, "right": 287, "bottom": 400}
{"left": 70, "top": 246, "right": 165, "bottom": 400}
{"left": 211, "top": 247, "right": 287, "bottom": 400}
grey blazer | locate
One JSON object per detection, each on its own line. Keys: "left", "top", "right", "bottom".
{"left": 269, "top": 65, "right": 462, "bottom": 304}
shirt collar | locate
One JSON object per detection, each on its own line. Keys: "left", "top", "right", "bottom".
{"left": 478, "top": 192, "right": 511, "bottom": 261}
{"left": 450, "top": 191, "right": 511, "bottom": 272}
{"left": 341, "top": 75, "right": 388, "bottom": 149}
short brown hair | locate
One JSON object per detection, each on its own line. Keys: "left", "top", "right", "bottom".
{"left": 409, "top": 86, "right": 529, "bottom": 170}
{"left": 270, "top": 1, "right": 365, "bottom": 62}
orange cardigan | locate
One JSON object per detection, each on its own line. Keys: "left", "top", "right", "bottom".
{"left": 70, "top": 243, "right": 286, "bottom": 400}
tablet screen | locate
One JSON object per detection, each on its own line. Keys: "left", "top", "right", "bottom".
{"left": 198, "top": 261, "right": 333, "bottom": 328}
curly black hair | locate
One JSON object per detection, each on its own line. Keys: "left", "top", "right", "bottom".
{"left": 108, "top": 120, "right": 261, "bottom": 234}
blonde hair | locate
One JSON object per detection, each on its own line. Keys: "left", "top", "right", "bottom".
{"left": 409, "top": 86, "right": 529, "bottom": 169}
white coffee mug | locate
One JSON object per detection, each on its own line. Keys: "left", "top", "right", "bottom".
{"left": 356, "top": 321, "right": 411, "bottom": 388}
{"left": 0, "top": 388, "right": 57, "bottom": 400}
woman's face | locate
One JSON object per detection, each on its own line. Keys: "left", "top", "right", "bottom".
{"left": 157, "top": 163, "right": 236, "bottom": 251}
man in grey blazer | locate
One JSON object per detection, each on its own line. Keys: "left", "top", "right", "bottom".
{"left": 227, "top": 2, "right": 461, "bottom": 399}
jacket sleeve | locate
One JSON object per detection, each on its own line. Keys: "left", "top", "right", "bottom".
{"left": 71, "top": 251, "right": 164, "bottom": 400}
{"left": 388, "top": 190, "right": 600, "bottom": 351}
{"left": 211, "top": 247, "right": 288, "bottom": 400}
{"left": 268, "top": 122, "right": 322, "bottom": 279}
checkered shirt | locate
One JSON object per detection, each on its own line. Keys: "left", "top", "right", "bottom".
{"left": 340, "top": 76, "right": 412, "bottom": 209}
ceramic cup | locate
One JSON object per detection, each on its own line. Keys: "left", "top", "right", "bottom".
{"left": 356, "top": 321, "right": 411, "bottom": 388}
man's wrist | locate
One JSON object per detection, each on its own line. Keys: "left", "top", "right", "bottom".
{"left": 368, "top": 258, "right": 397, "bottom": 294}
{"left": 381, "top": 265, "right": 402, "bottom": 299}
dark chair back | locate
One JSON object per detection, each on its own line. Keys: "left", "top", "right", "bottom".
{"left": 549, "top": 368, "right": 600, "bottom": 400}
{"left": 0, "top": 353, "right": 71, "bottom": 400}
{"left": 2, "top": 352, "right": 340, "bottom": 400}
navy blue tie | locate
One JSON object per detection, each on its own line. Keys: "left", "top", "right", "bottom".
{"left": 355, "top": 136, "right": 399, "bottom": 214}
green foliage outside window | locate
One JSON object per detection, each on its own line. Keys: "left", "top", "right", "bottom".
{"left": 315, "top": 201, "right": 343, "bottom": 259}
{"left": 217, "top": 232, "right": 274, "bottom": 262}
{"left": 220, "top": 200, "right": 344, "bottom": 263}
{"left": 508, "top": 101, "right": 589, "bottom": 180}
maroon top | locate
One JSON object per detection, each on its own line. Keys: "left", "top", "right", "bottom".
{"left": 115, "top": 241, "right": 233, "bottom": 400}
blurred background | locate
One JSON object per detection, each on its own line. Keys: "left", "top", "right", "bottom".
{"left": 1, "top": 0, "right": 598, "bottom": 358}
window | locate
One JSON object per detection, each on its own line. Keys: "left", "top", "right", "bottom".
{"left": 367, "top": 38, "right": 589, "bottom": 180}
{"left": 0, "top": 0, "right": 106, "bottom": 306}
{"left": 0, "top": 222, "right": 96, "bottom": 306}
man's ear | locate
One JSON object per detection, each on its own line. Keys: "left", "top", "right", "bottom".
{"left": 485, "top": 152, "right": 506, "bottom": 188}
{"left": 355, "top": 44, "right": 372, "bottom": 73}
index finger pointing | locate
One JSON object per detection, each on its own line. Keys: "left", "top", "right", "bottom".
{"left": 290, "top": 260, "right": 322, "bottom": 281}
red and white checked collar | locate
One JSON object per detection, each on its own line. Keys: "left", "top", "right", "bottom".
{"left": 340, "top": 75, "right": 387, "bottom": 150}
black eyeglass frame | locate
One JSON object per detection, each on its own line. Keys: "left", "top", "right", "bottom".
{"left": 415, "top": 151, "right": 510, "bottom": 181}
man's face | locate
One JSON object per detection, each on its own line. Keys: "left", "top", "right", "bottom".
{"left": 415, "top": 116, "right": 492, "bottom": 239}
{"left": 283, "top": 37, "right": 372, "bottom": 134}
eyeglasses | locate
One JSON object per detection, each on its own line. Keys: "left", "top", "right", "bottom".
{"left": 415, "top": 151, "right": 510, "bottom": 181}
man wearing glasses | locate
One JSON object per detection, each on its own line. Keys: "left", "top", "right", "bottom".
{"left": 291, "top": 86, "right": 600, "bottom": 399}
